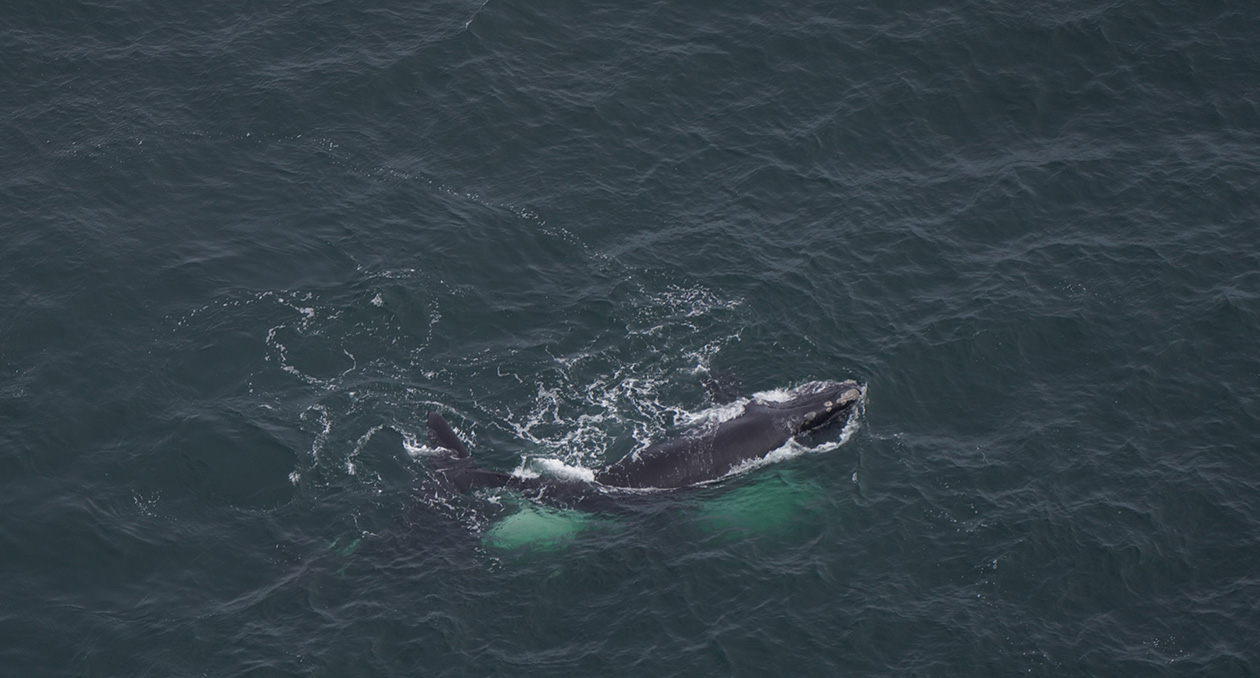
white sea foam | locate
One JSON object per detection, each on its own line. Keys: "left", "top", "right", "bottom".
{"left": 531, "top": 457, "right": 598, "bottom": 483}
{"left": 200, "top": 259, "right": 834, "bottom": 497}
{"left": 402, "top": 428, "right": 450, "bottom": 459}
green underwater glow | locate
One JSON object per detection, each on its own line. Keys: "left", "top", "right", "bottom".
{"left": 482, "top": 468, "right": 829, "bottom": 552}
{"left": 483, "top": 501, "right": 608, "bottom": 552}
{"left": 689, "top": 469, "right": 826, "bottom": 536}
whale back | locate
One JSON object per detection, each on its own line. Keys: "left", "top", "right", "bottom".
{"left": 596, "top": 406, "right": 796, "bottom": 489}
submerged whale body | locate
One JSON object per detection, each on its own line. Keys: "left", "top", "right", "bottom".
{"left": 426, "top": 379, "right": 862, "bottom": 492}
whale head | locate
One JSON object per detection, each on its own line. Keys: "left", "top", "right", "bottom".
{"left": 779, "top": 380, "right": 862, "bottom": 435}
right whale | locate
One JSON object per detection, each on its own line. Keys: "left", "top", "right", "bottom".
{"left": 426, "top": 379, "right": 862, "bottom": 492}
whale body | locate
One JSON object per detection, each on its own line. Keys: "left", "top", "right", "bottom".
{"left": 426, "top": 379, "right": 862, "bottom": 493}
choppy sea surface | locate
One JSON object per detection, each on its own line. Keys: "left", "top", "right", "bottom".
{"left": 3, "top": 0, "right": 1258, "bottom": 675}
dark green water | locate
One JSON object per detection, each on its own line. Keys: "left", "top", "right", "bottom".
{"left": 3, "top": 0, "right": 1258, "bottom": 675}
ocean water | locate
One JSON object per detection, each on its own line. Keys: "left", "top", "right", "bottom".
{"left": 3, "top": 0, "right": 1258, "bottom": 675}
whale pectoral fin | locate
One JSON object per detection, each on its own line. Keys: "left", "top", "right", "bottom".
{"left": 702, "top": 370, "right": 743, "bottom": 405}
{"left": 426, "top": 412, "right": 523, "bottom": 493}
{"left": 427, "top": 411, "right": 470, "bottom": 458}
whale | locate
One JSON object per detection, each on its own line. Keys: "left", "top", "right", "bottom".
{"left": 425, "top": 379, "right": 862, "bottom": 493}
